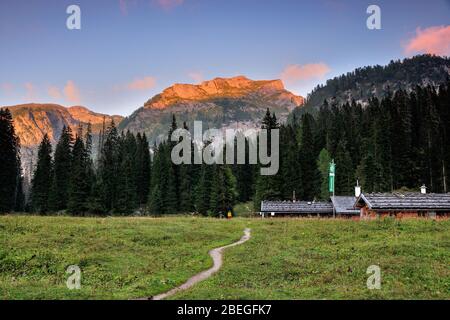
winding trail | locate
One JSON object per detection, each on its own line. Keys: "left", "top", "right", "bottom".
{"left": 145, "top": 228, "right": 251, "bottom": 300}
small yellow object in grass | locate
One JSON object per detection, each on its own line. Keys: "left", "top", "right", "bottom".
{"left": 227, "top": 211, "right": 232, "bottom": 219}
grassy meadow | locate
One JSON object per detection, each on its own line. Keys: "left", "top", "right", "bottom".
{"left": 0, "top": 215, "right": 449, "bottom": 300}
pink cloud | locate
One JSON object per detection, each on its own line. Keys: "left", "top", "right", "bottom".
{"left": 24, "top": 82, "right": 37, "bottom": 101}
{"left": 127, "top": 76, "right": 157, "bottom": 90}
{"left": 155, "top": 0, "right": 184, "bottom": 10}
{"left": 64, "top": 80, "right": 81, "bottom": 104}
{"left": 48, "top": 86, "right": 62, "bottom": 100}
{"left": 120, "top": 0, "right": 183, "bottom": 14}
{"left": 188, "top": 71, "right": 204, "bottom": 83}
{"left": 119, "top": 0, "right": 138, "bottom": 15}
{"left": 119, "top": 0, "right": 128, "bottom": 15}
{"left": 280, "top": 63, "right": 331, "bottom": 84}
{"left": 404, "top": 25, "right": 450, "bottom": 56}
{"left": 1, "top": 83, "right": 14, "bottom": 94}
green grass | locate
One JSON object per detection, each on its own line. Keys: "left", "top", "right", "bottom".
{"left": 0, "top": 215, "right": 247, "bottom": 299}
{"left": 174, "top": 218, "right": 450, "bottom": 299}
{"left": 0, "top": 215, "right": 449, "bottom": 299}
{"left": 233, "top": 202, "right": 255, "bottom": 217}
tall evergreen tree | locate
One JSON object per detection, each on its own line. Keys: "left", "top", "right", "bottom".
{"left": 31, "top": 134, "right": 53, "bottom": 214}
{"left": 168, "top": 115, "right": 180, "bottom": 212}
{"left": 179, "top": 122, "right": 194, "bottom": 212}
{"left": 334, "top": 141, "right": 354, "bottom": 195}
{"left": 0, "top": 108, "right": 21, "bottom": 213}
{"left": 163, "top": 142, "right": 179, "bottom": 213}
{"left": 195, "top": 162, "right": 213, "bottom": 215}
{"left": 390, "top": 90, "right": 414, "bottom": 189}
{"left": 49, "top": 125, "right": 73, "bottom": 211}
{"left": 279, "top": 124, "right": 301, "bottom": 200}
{"left": 84, "top": 123, "right": 96, "bottom": 207}
{"left": 135, "top": 133, "right": 151, "bottom": 206}
{"left": 14, "top": 172, "right": 25, "bottom": 212}
{"left": 232, "top": 133, "right": 255, "bottom": 202}
{"left": 299, "top": 114, "right": 321, "bottom": 200}
{"left": 97, "top": 120, "right": 120, "bottom": 213}
{"left": 68, "top": 131, "right": 90, "bottom": 215}
{"left": 254, "top": 109, "right": 282, "bottom": 209}
{"left": 116, "top": 131, "right": 138, "bottom": 214}
{"left": 149, "top": 143, "right": 164, "bottom": 214}
{"left": 209, "top": 165, "right": 237, "bottom": 216}
{"left": 317, "top": 148, "right": 331, "bottom": 200}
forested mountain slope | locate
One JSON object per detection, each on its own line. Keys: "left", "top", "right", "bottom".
{"left": 291, "top": 55, "right": 450, "bottom": 119}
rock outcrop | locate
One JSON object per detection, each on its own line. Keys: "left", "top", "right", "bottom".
{"left": 120, "top": 76, "right": 304, "bottom": 143}
{"left": 4, "top": 103, "right": 123, "bottom": 148}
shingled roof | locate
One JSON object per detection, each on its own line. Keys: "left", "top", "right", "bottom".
{"left": 331, "top": 196, "right": 360, "bottom": 215}
{"left": 260, "top": 201, "right": 333, "bottom": 214}
{"left": 355, "top": 193, "right": 450, "bottom": 211}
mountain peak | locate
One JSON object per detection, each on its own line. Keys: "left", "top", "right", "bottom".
{"left": 67, "top": 105, "right": 123, "bottom": 125}
{"left": 3, "top": 103, "right": 123, "bottom": 148}
{"left": 145, "top": 76, "right": 303, "bottom": 109}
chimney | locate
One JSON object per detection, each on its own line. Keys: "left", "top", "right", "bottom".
{"left": 420, "top": 185, "right": 427, "bottom": 194}
{"left": 355, "top": 180, "right": 361, "bottom": 198}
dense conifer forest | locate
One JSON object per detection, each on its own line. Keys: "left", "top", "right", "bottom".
{"left": 0, "top": 79, "right": 449, "bottom": 215}
{"left": 292, "top": 55, "right": 450, "bottom": 117}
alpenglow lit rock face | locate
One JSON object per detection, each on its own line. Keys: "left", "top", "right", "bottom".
{"left": 4, "top": 103, "right": 123, "bottom": 147}
{"left": 2, "top": 103, "right": 123, "bottom": 180}
{"left": 2, "top": 76, "right": 303, "bottom": 178}
{"left": 120, "top": 76, "right": 304, "bottom": 142}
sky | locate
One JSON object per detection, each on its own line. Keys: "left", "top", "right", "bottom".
{"left": 0, "top": 0, "right": 449, "bottom": 116}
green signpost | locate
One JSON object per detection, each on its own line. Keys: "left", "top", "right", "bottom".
{"left": 329, "top": 160, "right": 336, "bottom": 218}
{"left": 329, "top": 160, "right": 335, "bottom": 193}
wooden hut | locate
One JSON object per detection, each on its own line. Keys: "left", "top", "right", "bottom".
{"left": 260, "top": 201, "right": 333, "bottom": 217}
{"left": 331, "top": 196, "right": 360, "bottom": 219}
{"left": 355, "top": 192, "right": 450, "bottom": 219}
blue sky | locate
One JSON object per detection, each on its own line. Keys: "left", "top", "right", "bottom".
{"left": 0, "top": 0, "right": 449, "bottom": 115}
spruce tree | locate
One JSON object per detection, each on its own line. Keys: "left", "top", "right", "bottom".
{"left": 0, "top": 108, "right": 21, "bottom": 213}
{"left": 195, "top": 163, "right": 212, "bottom": 215}
{"left": 299, "top": 114, "right": 320, "bottom": 200}
{"left": 135, "top": 133, "right": 151, "bottom": 206}
{"left": 358, "top": 141, "right": 378, "bottom": 193}
{"left": 167, "top": 115, "right": 180, "bottom": 212}
{"left": 31, "top": 134, "right": 53, "bottom": 214}
{"left": 208, "top": 165, "right": 237, "bottom": 216}
{"left": 14, "top": 173, "right": 25, "bottom": 212}
{"left": 254, "top": 109, "right": 282, "bottom": 209}
{"left": 232, "top": 134, "right": 255, "bottom": 202}
{"left": 68, "top": 132, "right": 90, "bottom": 215}
{"left": 83, "top": 123, "right": 97, "bottom": 210}
{"left": 334, "top": 141, "right": 354, "bottom": 195}
{"left": 116, "top": 131, "right": 138, "bottom": 214}
{"left": 279, "top": 124, "right": 301, "bottom": 200}
{"left": 97, "top": 120, "right": 120, "bottom": 213}
{"left": 390, "top": 90, "right": 414, "bottom": 189}
{"left": 164, "top": 142, "right": 179, "bottom": 213}
{"left": 49, "top": 125, "right": 73, "bottom": 211}
{"left": 149, "top": 143, "right": 164, "bottom": 214}
{"left": 317, "top": 148, "right": 331, "bottom": 200}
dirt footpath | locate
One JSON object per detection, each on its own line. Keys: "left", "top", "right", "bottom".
{"left": 147, "top": 228, "right": 251, "bottom": 300}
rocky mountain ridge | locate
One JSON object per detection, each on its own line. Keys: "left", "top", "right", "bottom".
{"left": 120, "top": 76, "right": 304, "bottom": 142}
